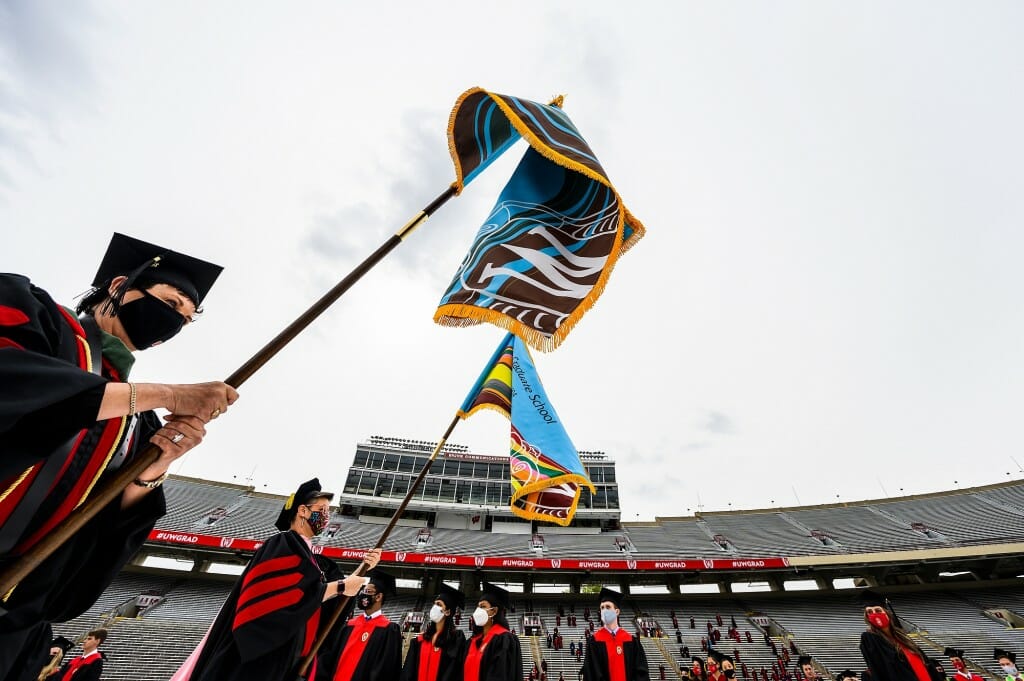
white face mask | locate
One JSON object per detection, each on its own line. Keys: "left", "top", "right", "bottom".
{"left": 429, "top": 604, "right": 446, "bottom": 623}
{"left": 472, "top": 607, "right": 490, "bottom": 627}
{"left": 601, "top": 608, "right": 618, "bottom": 626}
{"left": 1002, "top": 665, "right": 1018, "bottom": 676}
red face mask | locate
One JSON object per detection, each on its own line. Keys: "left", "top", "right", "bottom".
{"left": 708, "top": 663, "right": 718, "bottom": 674}
{"left": 867, "top": 611, "right": 890, "bottom": 629}
{"left": 952, "top": 660, "right": 966, "bottom": 672}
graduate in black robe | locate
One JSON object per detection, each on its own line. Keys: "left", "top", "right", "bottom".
{"left": 182, "top": 479, "right": 377, "bottom": 681}
{"left": 313, "top": 554, "right": 357, "bottom": 680}
{"left": 463, "top": 582, "right": 522, "bottom": 681}
{"left": 582, "top": 588, "right": 650, "bottom": 681}
{"left": 401, "top": 583, "right": 468, "bottom": 681}
{"left": 0, "top": 234, "right": 236, "bottom": 681}
{"left": 326, "top": 570, "right": 403, "bottom": 681}
{"left": 54, "top": 629, "right": 108, "bottom": 681}
{"left": 857, "top": 590, "right": 942, "bottom": 681}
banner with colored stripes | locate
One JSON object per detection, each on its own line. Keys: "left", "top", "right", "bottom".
{"left": 458, "top": 332, "right": 593, "bottom": 526}
{"left": 437, "top": 87, "right": 645, "bottom": 351}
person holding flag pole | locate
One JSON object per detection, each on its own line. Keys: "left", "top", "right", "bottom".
{"left": 174, "top": 479, "right": 380, "bottom": 681}
{"left": 293, "top": 87, "right": 644, "bottom": 679}
{"left": 1, "top": 83, "right": 645, "bottom": 612}
{"left": 0, "top": 233, "right": 237, "bottom": 681}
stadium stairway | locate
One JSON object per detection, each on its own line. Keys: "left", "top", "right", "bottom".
{"left": 648, "top": 634, "right": 682, "bottom": 679}
{"left": 635, "top": 600, "right": 782, "bottom": 678}
{"left": 525, "top": 635, "right": 543, "bottom": 678}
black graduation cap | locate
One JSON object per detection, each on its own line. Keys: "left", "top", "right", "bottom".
{"left": 692, "top": 657, "right": 705, "bottom": 666}
{"left": 995, "top": 649, "right": 1017, "bottom": 663}
{"left": 598, "top": 587, "right": 624, "bottom": 609}
{"left": 435, "top": 583, "right": 466, "bottom": 612}
{"left": 367, "top": 570, "right": 397, "bottom": 597}
{"left": 835, "top": 670, "right": 858, "bottom": 681}
{"left": 709, "top": 650, "right": 732, "bottom": 664}
{"left": 480, "top": 581, "right": 511, "bottom": 610}
{"left": 50, "top": 637, "right": 74, "bottom": 654}
{"left": 798, "top": 656, "right": 813, "bottom": 666}
{"left": 944, "top": 647, "right": 965, "bottom": 659}
{"left": 274, "top": 478, "right": 334, "bottom": 531}
{"left": 856, "top": 589, "right": 888, "bottom": 608}
{"left": 91, "top": 232, "right": 223, "bottom": 313}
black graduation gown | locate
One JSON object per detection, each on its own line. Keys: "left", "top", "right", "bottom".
{"left": 187, "top": 531, "right": 328, "bottom": 681}
{"left": 859, "top": 631, "right": 944, "bottom": 681}
{"left": 312, "top": 557, "right": 356, "bottom": 681}
{"left": 328, "top": 613, "right": 402, "bottom": 681}
{"left": 0, "top": 274, "right": 166, "bottom": 681}
{"left": 56, "top": 653, "right": 104, "bottom": 681}
{"left": 400, "top": 625, "right": 468, "bottom": 681}
{"left": 464, "top": 626, "right": 522, "bottom": 681}
{"left": 582, "top": 628, "right": 650, "bottom": 681}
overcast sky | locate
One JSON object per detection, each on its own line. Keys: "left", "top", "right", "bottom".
{"left": 4, "top": 2, "right": 1023, "bottom": 521}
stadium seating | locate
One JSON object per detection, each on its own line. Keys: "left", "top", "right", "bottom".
{"left": 156, "top": 478, "right": 1024, "bottom": 559}
{"left": 51, "top": 572, "right": 1024, "bottom": 681}
{"left": 52, "top": 476, "right": 1022, "bottom": 680}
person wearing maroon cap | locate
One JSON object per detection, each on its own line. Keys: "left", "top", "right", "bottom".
{"left": 1, "top": 233, "right": 237, "bottom": 681}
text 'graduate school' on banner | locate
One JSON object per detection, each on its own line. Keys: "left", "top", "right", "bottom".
{"left": 458, "top": 332, "right": 594, "bottom": 526}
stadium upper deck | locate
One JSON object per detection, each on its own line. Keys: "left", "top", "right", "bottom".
{"left": 148, "top": 468, "right": 1024, "bottom": 586}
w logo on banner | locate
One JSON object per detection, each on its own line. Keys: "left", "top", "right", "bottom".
{"left": 436, "top": 88, "right": 645, "bottom": 352}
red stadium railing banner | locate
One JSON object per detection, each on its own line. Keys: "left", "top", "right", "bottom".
{"left": 146, "top": 530, "right": 790, "bottom": 571}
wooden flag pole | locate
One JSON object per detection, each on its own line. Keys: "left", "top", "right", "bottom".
{"left": 295, "top": 413, "right": 462, "bottom": 679}
{"left": 0, "top": 185, "right": 458, "bottom": 600}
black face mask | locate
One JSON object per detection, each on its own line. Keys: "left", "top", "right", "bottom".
{"left": 724, "top": 671, "right": 735, "bottom": 679}
{"left": 357, "top": 593, "right": 375, "bottom": 611}
{"left": 118, "top": 290, "right": 186, "bottom": 349}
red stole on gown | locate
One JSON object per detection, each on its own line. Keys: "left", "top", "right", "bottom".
{"left": 464, "top": 624, "right": 510, "bottom": 681}
{"left": 61, "top": 653, "right": 101, "bottom": 680}
{"left": 417, "top": 634, "right": 444, "bottom": 681}
{"left": 333, "top": 614, "right": 392, "bottom": 681}
{"left": 593, "top": 626, "right": 633, "bottom": 681}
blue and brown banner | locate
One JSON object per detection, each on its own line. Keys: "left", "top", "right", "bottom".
{"left": 459, "top": 332, "right": 594, "bottom": 526}
{"left": 436, "top": 87, "right": 645, "bottom": 352}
